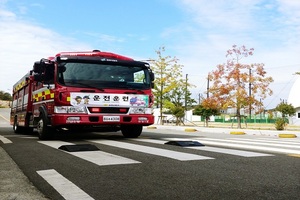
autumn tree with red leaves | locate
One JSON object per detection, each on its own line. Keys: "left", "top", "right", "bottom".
{"left": 208, "top": 45, "right": 273, "bottom": 128}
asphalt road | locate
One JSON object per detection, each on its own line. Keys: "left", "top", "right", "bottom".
{"left": 1, "top": 108, "right": 300, "bottom": 200}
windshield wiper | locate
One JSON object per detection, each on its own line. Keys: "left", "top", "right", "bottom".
{"left": 124, "top": 88, "right": 145, "bottom": 94}
{"left": 65, "top": 82, "right": 105, "bottom": 92}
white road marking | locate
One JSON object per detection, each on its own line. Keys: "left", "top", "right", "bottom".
{"left": 194, "top": 138, "right": 300, "bottom": 155}
{"left": 38, "top": 141, "right": 140, "bottom": 166}
{"left": 231, "top": 138, "right": 300, "bottom": 145}
{"left": 133, "top": 138, "right": 273, "bottom": 157}
{"left": 187, "top": 146, "right": 273, "bottom": 157}
{"left": 37, "top": 169, "right": 94, "bottom": 200}
{"left": 199, "top": 138, "right": 300, "bottom": 149}
{"left": 89, "top": 139, "right": 214, "bottom": 161}
{"left": 0, "top": 135, "right": 12, "bottom": 144}
{"left": 0, "top": 114, "right": 10, "bottom": 122}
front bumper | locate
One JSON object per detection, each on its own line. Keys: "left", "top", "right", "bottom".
{"left": 51, "top": 114, "right": 154, "bottom": 127}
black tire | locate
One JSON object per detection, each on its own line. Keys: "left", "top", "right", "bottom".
{"left": 13, "top": 117, "right": 22, "bottom": 133}
{"left": 36, "top": 114, "right": 52, "bottom": 140}
{"left": 121, "top": 125, "right": 142, "bottom": 138}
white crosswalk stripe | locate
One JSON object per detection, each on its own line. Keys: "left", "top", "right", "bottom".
{"left": 38, "top": 141, "right": 140, "bottom": 166}
{"left": 132, "top": 138, "right": 273, "bottom": 157}
{"left": 37, "top": 169, "right": 94, "bottom": 200}
{"left": 191, "top": 138, "right": 300, "bottom": 155}
{"left": 0, "top": 135, "right": 12, "bottom": 144}
{"left": 231, "top": 138, "right": 300, "bottom": 145}
{"left": 203, "top": 138, "right": 300, "bottom": 149}
{"left": 88, "top": 139, "right": 214, "bottom": 161}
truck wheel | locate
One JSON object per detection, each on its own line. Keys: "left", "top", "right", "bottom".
{"left": 13, "top": 117, "right": 22, "bottom": 133}
{"left": 121, "top": 125, "right": 142, "bottom": 138}
{"left": 37, "top": 115, "right": 52, "bottom": 140}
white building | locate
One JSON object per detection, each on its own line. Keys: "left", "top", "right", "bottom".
{"left": 288, "top": 77, "right": 300, "bottom": 125}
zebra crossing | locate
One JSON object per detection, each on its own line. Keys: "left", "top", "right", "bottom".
{"left": 2, "top": 134, "right": 300, "bottom": 161}
{"left": 3, "top": 135, "right": 299, "bottom": 200}
{"left": 34, "top": 136, "right": 300, "bottom": 167}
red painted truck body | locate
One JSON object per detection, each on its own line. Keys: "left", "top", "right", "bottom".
{"left": 10, "top": 50, "right": 155, "bottom": 139}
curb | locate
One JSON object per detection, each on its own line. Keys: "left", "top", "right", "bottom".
{"left": 278, "top": 134, "right": 297, "bottom": 138}
{"left": 230, "top": 131, "right": 246, "bottom": 135}
{"left": 185, "top": 128, "right": 197, "bottom": 132}
{"left": 147, "top": 126, "right": 157, "bottom": 129}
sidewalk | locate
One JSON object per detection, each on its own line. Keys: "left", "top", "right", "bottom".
{"left": 0, "top": 146, "right": 49, "bottom": 200}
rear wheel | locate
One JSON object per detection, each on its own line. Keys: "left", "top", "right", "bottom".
{"left": 121, "top": 125, "right": 142, "bottom": 138}
{"left": 13, "top": 117, "right": 22, "bottom": 133}
{"left": 37, "top": 114, "right": 52, "bottom": 140}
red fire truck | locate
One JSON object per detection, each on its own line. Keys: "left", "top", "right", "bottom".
{"left": 10, "top": 50, "right": 155, "bottom": 140}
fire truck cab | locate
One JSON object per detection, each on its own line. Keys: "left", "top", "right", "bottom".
{"left": 10, "top": 50, "right": 155, "bottom": 140}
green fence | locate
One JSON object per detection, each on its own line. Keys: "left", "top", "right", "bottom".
{"left": 214, "top": 118, "right": 276, "bottom": 123}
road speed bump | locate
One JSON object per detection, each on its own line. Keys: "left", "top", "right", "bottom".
{"left": 165, "top": 140, "right": 204, "bottom": 147}
{"left": 58, "top": 144, "right": 99, "bottom": 152}
{"left": 230, "top": 131, "right": 245, "bottom": 135}
{"left": 185, "top": 128, "right": 197, "bottom": 132}
{"left": 278, "top": 134, "right": 297, "bottom": 138}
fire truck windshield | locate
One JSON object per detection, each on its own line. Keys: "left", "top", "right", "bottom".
{"left": 57, "top": 62, "right": 152, "bottom": 89}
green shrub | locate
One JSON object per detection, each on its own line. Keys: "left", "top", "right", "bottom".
{"left": 275, "top": 118, "right": 287, "bottom": 130}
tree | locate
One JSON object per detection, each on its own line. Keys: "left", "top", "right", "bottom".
{"left": 150, "top": 47, "right": 183, "bottom": 124}
{"left": 193, "top": 98, "right": 219, "bottom": 127}
{"left": 275, "top": 102, "right": 296, "bottom": 118}
{"left": 0, "top": 90, "right": 12, "bottom": 101}
{"left": 164, "top": 100, "right": 185, "bottom": 125}
{"left": 274, "top": 101, "right": 295, "bottom": 130}
{"left": 208, "top": 45, "right": 273, "bottom": 128}
{"left": 164, "top": 81, "right": 196, "bottom": 125}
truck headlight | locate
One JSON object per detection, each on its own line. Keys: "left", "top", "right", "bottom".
{"left": 54, "top": 106, "right": 87, "bottom": 114}
{"left": 129, "top": 107, "right": 152, "bottom": 114}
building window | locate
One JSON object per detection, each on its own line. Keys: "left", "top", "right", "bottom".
{"left": 298, "top": 113, "right": 300, "bottom": 118}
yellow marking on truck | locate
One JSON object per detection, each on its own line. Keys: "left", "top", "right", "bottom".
{"left": 33, "top": 89, "right": 55, "bottom": 102}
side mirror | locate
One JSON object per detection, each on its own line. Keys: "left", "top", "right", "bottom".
{"left": 151, "top": 82, "right": 155, "bottom": 89}
{"left": 150, "top": 71, "right": 155, "bottom": 81}
{"left": 33, "top": 74, "right": 44, "bottom": 82}
{"left": 33, "top": 61, "right": 42, "bottom": 73}
{"left": 149, "top": 72, "right": 155, "bottom": 88}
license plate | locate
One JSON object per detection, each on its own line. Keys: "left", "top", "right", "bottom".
{"left": 103, "top": 116, "right": 120, "bottom": 122}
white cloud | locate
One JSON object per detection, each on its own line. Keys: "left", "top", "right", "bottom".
{"left": 0, "top": 7, "right": 91, "bottom": 93}
{"left": 170, "top": 0, "right": 300, "bottom": 108}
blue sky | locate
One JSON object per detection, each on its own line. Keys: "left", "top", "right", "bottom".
{"left": 1, "top": 0, "right": 300, "bottom": 109}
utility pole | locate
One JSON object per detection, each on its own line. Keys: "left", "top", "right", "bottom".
{"left": 249, "top": 68, "right": 252, "bottom": 119}
{"left": 207, "top": 74, "right": 210, "bottom": 99}
{"left": 198, "top": 93, "right": 202, "bottom": 104}
{"left": 185, "top": 74, "right": 188, "bottom": 111}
